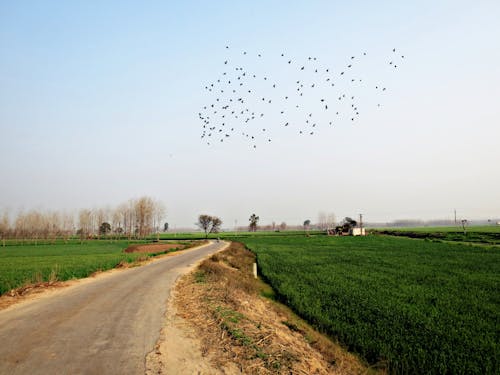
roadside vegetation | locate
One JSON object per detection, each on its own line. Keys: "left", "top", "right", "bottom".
{"left": 237, "top": 234, "right": 499, "bottom": 374}
{"left": 0, "top": 240, "right": 200, "bottom": 296}
{"left": 175, "top": 242, "right": 370, "bottom": 374}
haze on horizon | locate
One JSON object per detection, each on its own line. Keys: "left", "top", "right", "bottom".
{"left": 1, "top": 1, "right": 499, "bottom": 228}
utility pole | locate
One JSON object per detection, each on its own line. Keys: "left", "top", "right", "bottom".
{"left": 454, "top": 209, "right": 457, "bottom": 226}
{"left": 359, "top": 213, "right": 363, "bottom": 235}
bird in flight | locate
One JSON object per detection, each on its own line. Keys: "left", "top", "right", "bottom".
{"left": 199, "top": 46, "right": 405, "bottom": 148}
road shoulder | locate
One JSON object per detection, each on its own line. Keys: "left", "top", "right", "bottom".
{"left": 147, "top": 242, "right": 370, "bottom": 374}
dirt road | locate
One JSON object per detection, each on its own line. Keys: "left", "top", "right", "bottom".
{"left": 0, "top": 241, "right": 226, "bottom": 375}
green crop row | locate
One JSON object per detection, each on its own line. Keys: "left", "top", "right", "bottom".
{"left": 238, "top": 235, "right": 499, "bottom": 374}
{"left": 370, "top": 226, "right": 500, "bottom": 245}
{"left": 0, "top": 241, "right": 144, "bottom": 295}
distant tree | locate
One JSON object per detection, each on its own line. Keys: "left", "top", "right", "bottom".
{"left": 134, "top": 196, "right": 155, "bottom": 239}
{"left": 163, "top": 222, "right": 169, "bottom": 231}
{"left": 317, "top": 212, "right": 327, "bottom": 230}
{"left": 99, "top": 222, "right": 111, "bottom": 236}
{"left": 249, "top": 214, "right": 259, "bottom": 232}
{"left": 95, "top": 208, "right": 107, "bottom": 239}
{"left": 61, "top": 212, "right": 74, "bottom": 243}
{"left": 78, "top": 209, "right": 93, "bottom": 243}
{"left": 196, "top": 214, "right": 222, "bottom": 239}
{"left": 153, "top": 201, "right": 166, "bottom": 241}
{"left": 0, "top": 212, "right": 9, "bottom": 247}
{"left": 303, "top": 219, "right": 311, "bottom": 236}
{"left": 326, "top": 213, "right": 336, "bottom": 229}
{"left": 211, "top": 216, "right": 222, "bottom": 234}
{"left": 461, "top": 219, "right": 468, "bottom": 235}
{"left": 279, "top": 222, "right": 287, "bottom": 231}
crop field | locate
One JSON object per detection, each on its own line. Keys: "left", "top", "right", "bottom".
{"left": 157, "top": 230, "right": 314, "bottom": 241}
{"left": 238, "top": 234, "right": 499, "bottom": 374}
{"left": 370, "top": 225, "right": 500, "bottom": 245}
{"left": 0, "top": 241, "right": 150, "bottom": 295}
{"left": 375, "top": 225, "right": 500, "bottom": 233}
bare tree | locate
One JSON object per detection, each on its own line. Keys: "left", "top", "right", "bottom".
{"left": 61, "top": 212, "right": 74, "bottom": 243}
{"left": 95, "top": 208, "right": 109, "bottom": 240}
{"left": 279, "top": 221, "right": 287, "bottom": 231}
{"left": 153, "top": 200, "right": 166, "bottom": 241}
{"left": 0, "top": 211, "right": 9, "bottom": 247}
{"left": 317, "top": 212, "right": 327, "bottom": 231}
{"left": 326, "top": 213, "right": 336, "bottom": 229}
{"left": 78, "top": 209, "right": 93, "bottom": 243}
{"left": 461, "top": 219, "right": 468, "bottom": 235}
{"left": 249, "top": 214, "right": 259, "bottom": 232}
{"left": 4, "top": 197, "right": 166, "bottom": 244}
{"left": 196, "top": 214, "right": 222, "bottom": 239}
{"left": 134, "top": 197, "right": 155, "bottom": 239}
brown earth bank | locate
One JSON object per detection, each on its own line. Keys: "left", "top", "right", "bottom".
{"left": 149, "top": 242, "right": 375, "bottom": 375}
{"left": 124, "top": 240, "right": 206, "bottom": 253}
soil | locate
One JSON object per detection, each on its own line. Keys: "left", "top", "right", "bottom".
{"left": 124, "top": 243, "right": 186, "bottom": 253}
{"left": 148, "top": 242, "right": 373, "bottom": 374}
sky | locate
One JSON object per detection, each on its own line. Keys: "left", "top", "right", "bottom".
{"left": 1, "top": 1, "right": 499, "bottom": 228}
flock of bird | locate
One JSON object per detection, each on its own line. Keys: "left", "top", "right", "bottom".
{"left": 198, "top": 47, "right": 405, "bottom": 148}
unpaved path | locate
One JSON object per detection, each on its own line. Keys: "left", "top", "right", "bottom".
{"left": 0, "top": 241, "right": 227, "bottom": 375}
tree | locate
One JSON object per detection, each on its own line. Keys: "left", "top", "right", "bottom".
{"left": 78, "top": 209, "right": 93, "bottom": 243}
{"left": 99, "top": 222, "right": 111, "bottom": 236}
{"left": 196, "top": 214, "right": 222, "bottom": 239}
{"left": 249, "top": 214, "right": 259, "bottom": 232}
{"left": 134, "top": 196, "right": 155, "bottom": 239}
{"left": 95, "top": 208, "right": 107, "bottom": 240}
{"left": 0, "top": 212, "right": 9, "bottom": 247}
{"left": 163, "top": 222, "right": 169, "bottom": 231}
{"left": 317, "top": 212, "right": 327, "bottom": 230}
{"left": 326, "top": 213, "right": 336, "bottom": 229}
{"left": 461, "top": 219, "right": 468, "bottom": 235}
{"left": 303, "top": 219, "right": 311, "bottom": 236}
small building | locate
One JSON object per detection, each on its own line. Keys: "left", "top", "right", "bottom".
{"left": 351, "top": 227, "right": 366, "bottom": 236}
{"left": 327, "top": 226, "right": 366, "bottom": 236}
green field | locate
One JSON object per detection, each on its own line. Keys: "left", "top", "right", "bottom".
{"left": 375, "top": 225, "right": 500, "bottom": 233}
{"left": 238, "top": 234, "right": 499, "bottom": 374}
{"left": 157, "top": 230, "right": 315, "bottom": 240}
{"left": 0, "top": 241, "right": 151, "bottom": 295}
{"left": 370, "top": 225, "right": 500, "bottom": 245}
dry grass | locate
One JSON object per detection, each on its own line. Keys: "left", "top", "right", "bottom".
{"left": 174, "top": 242, "right": 374, "bottom": 374}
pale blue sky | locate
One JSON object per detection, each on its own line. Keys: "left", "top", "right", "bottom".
{"left": 1, "top": 1, "right": 499, "bottom": 227}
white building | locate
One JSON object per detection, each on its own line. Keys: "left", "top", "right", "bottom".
{"left": 351, "top": 228, "right": 366, "bottom": 236}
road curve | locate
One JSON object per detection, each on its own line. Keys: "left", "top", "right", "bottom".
{"left": 0, "top": 240, "right": 227, "bottom": 375}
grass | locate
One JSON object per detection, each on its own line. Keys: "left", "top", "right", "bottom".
{"left": 374, "top": 225, "right": 500, "bottom": 233}
{"left": 155, "top": 230, "right": 318, "bottom": 241}
{"left": 238, "top": 234, "right": 499, "bottom": 374}
{"left": 0, "top": 240, "right": 185, "bottom": 295}
{"left": 370, "top": 225, "right": 500, "bottom": 245}
{"left": 184, "top": 242, "right": 369, "bottom": 373}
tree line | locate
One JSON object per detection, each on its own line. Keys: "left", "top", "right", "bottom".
{"left": 0, "top": 196, "right": 166, "bottom": 244}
